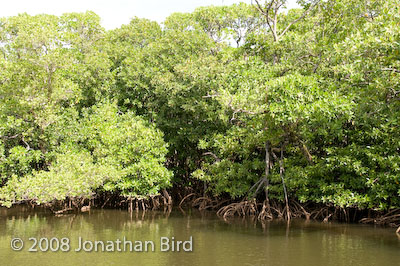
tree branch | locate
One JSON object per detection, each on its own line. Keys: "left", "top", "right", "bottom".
{"left": 0, "top": 134, "right": 19, "bottom": 139}
{"left": 253, "top": 0, "right": 276, "bottom": 40}
{"left": 299, "top": 140, "right": 313, "bottom": 164}
{"left": 21, "top": 136, "right": 31, "bottom": 150}
{"left": 203, "top": 152, "right": 221, "bottom": 162}
{"left": 278, "top": 0, "right": 321, "bottom": 39}
{"left": 382, "top": 67, "right": 400, "bottom": 73}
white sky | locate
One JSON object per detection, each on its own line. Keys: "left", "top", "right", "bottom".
{"left": 0, "top": 0, "right": 299, "bottom": 30}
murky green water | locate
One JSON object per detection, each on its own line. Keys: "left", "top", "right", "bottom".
{"left": 0, "top": 206, "right": 399, "bottom": 266}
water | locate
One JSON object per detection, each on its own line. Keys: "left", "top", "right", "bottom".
{"left": 0, "top": 206, "right": 399, "bottom": 266}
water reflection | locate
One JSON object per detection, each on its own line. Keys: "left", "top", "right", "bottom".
{"left": 0, "top": 206, "right": 399, "bottom": 266}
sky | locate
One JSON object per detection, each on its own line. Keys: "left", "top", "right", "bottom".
{"left": 0, "top": 0, "right": 299, "bottom": 30}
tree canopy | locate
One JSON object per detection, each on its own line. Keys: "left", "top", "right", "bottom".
{"left": 0, "top": 1, "right": 399, "bottom": 215}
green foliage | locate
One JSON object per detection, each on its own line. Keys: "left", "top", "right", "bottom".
{"left": 76, "top": 103, "right": 172, "bottom": 198}
{"left": 0, "top": 150, "right": 118, "bottom": 207}
{"left": 0, "top": 102, "right": 172, "bottom": 206}
{"left": 0, "top": 11, "right": 171, "bottom": 206}
{"left": 188, "top": 0, "right": 400, "bottom": 210}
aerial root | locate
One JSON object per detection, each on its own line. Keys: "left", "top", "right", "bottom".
{"left": 23, "top": 192, "right": 173, "bottom": 215}
{"left": 192, "top": 197, "right": 221, "bottom": 211}
{"left": 127, "top": 195, "right": 172, "bottom": 213}
{"left": 162, "top": 189, "right": 173, "bottom": 206}
{"left": 217, "top": 200, "right": 259, "bottom": 220}
{"left": 258, "top": 200, "right": 273, "bottom": 221}
{"left": 290, "top": 200, "right": 311, "bottom": 220}
{"left": 360, "top": 209, "right": 400, "bottom": 227}
{"left": 178, "top": 193, "right": 229, "bottom": 211}
{"left": 179, "top": 193, "right": 197, "bottom": 208}
{"left": 218, "top": 199, "right": 301, "bottom": 221}
{"left": 217, "top": 200, "right": 341, "bottom": 222}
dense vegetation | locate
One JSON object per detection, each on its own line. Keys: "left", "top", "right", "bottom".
{"left": 0, "top": 0, "right": 399, "bottom": 224}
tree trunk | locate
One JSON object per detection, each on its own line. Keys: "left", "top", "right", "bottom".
{"left": 264, "top": 141, "right": 272, "bottom": 217}
{"left": 264, "top": 141, "right": 270, "bottom": 200}
{"left": 280, "top": 145, "right": 290, "bottom": 221}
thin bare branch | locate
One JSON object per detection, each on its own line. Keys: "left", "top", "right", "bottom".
{"left": 203, "top": 152, "right": 221, "bottom": 162}
{"left": 278, "top": 0, "right": 321, "bottom": 39}
{"left": 202, "top": 94, "right": 220, "bottom": 98}
{"left": 0, "top": 134, "right": 19, "bottom": 139}
{"left": 253, "top": 0, "right": 275, "bottom": 39}
{"left": 21, "top": 136, "right": 31, "bottom": 150}
{"left": 382, "top": 67, "right": 400, "bottom": 73}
